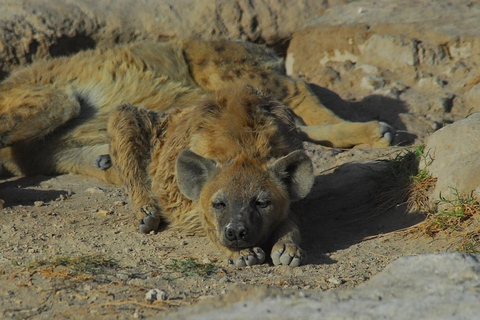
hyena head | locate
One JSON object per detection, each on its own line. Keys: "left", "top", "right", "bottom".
{"left": 176, "top": 149, "right": 313, "bottom": 250}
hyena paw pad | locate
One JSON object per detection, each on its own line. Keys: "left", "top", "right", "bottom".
{"left": 271, "top": 243, "right": 302, "bottom": 267}
{"left": 138, "top": 205, "right": 161, "bottom": 234}
{"left": 94, "top": 154, "right": 112, "bottom": 170}
{"left": 229, "top": 247, "right": 266, "bottom": 267}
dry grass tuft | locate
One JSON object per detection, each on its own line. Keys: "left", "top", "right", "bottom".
{"left": 162, "top": 258, "right": 219, "bottom": 280}
{"left": 27, "top": 254, "right": 118, "bottom": 279}
{"left": 406, "top": 172, "right": 437, "bottom": 214}
{"left": 372, "top": 146, "right": 436, "bottom": 214}
{"left": 415, "top": 189, "right": 480, "bottom": 253}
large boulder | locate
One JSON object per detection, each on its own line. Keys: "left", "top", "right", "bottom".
{"left": 423, "top": 112, "right": 480, "bottom": 199}
{"left": 164, "top": 253, "right": 480, "bottom": 320}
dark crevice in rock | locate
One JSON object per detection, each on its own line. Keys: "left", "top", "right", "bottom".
{"left": 48, "top": 34, "right": 96, "bottom": 58}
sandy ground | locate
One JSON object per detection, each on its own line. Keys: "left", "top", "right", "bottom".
{"left": 0, "top": 141, "right": 456, "bottom": 319}
{"left": 2, "top": 1, "right": 477, "bottom": 317}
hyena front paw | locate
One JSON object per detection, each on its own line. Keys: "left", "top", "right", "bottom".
{"left": 138, "top": 205, "right": 161, "bottom": 234}
{"left": 271, "top": 242, "right": 303, "bottom": 267}
{"left": 94, "top": 154, "right": 112, "bottom": 170}
{"left": 228, "top": 247, "right": 266, "bottom": 267}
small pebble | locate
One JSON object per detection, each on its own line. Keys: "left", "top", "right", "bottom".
{"left": 145, "top": 289, "right": 168, "bottom": 302}
{"left": 97, "top": 209, "right": 113, "bottom": 216}
{"left": 219, "top": 277, "right": 231, "bottom": 283}
{"left": 327, "top": 276, "right": 342, "bottom": 285}
{"left": 84, "top": 284, "right": 94, "bottom": 291}
{"left": 85, "top": 187, "right": 104, "bottom": 194}
{"left": 34, "top": 201, "right": 45, "bottom": 207}
{"left": 117, "top": 273, "right": 129, "bottom": 281}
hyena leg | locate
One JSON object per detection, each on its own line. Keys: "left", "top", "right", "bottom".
{"left": 270, "top": 216, "right": 303, "bottom": 267}
{"left": 297, "top": 121, "right": 394, "bottom": 148}
{"left": 107, "top": 104, "right": 167, "bottom": 233}
{"left": 1, "top": 139, "right": 123, "bottom": 184}
{"left": 204, "top": 229, "right": 266, "bottom": 267}
{"left": 54, "top": 144, "right": 123, "bottom": 184}
{"left": 280, "top": 78, "right": 395, "bottom": 148}
{"left": 0, "top": 84, "right": 80, "bottom": 148}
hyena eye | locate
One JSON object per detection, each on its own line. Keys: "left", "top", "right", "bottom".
{"left": 255, "top": 200, "right": 271, "bottom": 209}
{"left": 212, "top": 201, "right": 226, "bottom": 210}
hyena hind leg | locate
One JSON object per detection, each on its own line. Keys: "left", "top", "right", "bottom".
{"left": 0, "top": 84, "right": 80, "bottom": 147}
{"left": 106, "top": 104, "right": 168, "bottom": 233}
{"left": 297, "top": 121, "right": 395, "bottom": 148}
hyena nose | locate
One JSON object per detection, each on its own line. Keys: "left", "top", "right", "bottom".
{"left": 225, "top": 223, "right": 249, "bottom": 241}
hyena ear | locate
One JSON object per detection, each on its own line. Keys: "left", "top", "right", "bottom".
{"left": 270, "top": 150, "right": 314, "bottom": 201}
{"left": 176, "top": 149, "right": 217, "bottom": 201}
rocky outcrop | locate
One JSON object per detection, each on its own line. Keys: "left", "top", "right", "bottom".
{"left": 0, "top": 0, "right": 327, "bottom": 78}
{"left": 286, "top": 0, "right": 480, "bottom": 145}
{"left": 165, "top": 253, "right": 480, "bottom": 320}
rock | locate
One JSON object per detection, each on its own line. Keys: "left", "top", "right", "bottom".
{"left": 465, "top": 82, "right": 480, "bottom": 113}
{"left": 286, "top": 24, "right": 370, "bottom": 76}
{"left": 165, "top": 253, "right": 480, "bottom": 320}
{"left": 360, "top": 75, "right": 386, "bottom": 91}
{"left": 417, "top": 41, "right": 449, "bottom": 67}
{"left": 285, "top": 0, "right": 480, "bottom": 145}
{"left": 85, "top": 187, "right": 105, "bottom": 194}
{"left": 359, "top": 34, "right": 417, "bottom": 71}
{"left": 96, "top": 209, "right": 113, "bottom": 216}
{"left": 356, "top": 64, "right": 381, "bottom": 75}
{"left": 0, "top": 0, "right": 328, "bottom": 77}
{"left": 34, "top": 201, "right": 45, "bottom": 207}
{"left": 145, "top": 289, "right": 168, "bottom": 302}
{"left": 327, "top": 276, "right": 342, "bottom": 285}
{"left": 416, "top": 75, "right": 446, "bottom": 92}
{"left": 423, "top": 112, "right": 480, "bottom": 199}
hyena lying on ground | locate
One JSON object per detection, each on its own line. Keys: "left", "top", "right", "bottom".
{"left": 0, "top": 40, "right": 394, "bottom": 266}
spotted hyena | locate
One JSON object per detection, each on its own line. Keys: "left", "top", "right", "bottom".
{"left": 0, "top": 40, "right": 394, "bottom": 266}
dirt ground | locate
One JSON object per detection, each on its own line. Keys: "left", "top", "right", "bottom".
{"left": 3, "top": 1, "right": 479, "bottom": 317}
{"left": 0, "top": 139, "right": 458, "bottom": 319}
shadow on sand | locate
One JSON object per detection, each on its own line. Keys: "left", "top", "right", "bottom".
{"left": 0, "top": 175, "right": 69, "bottom": 207}
{"left": 301, "top": 160, "right": 424, "bottom": 265}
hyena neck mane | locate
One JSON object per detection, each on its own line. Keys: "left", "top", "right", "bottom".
{"left": 188, "top": 87, "right": 303, "bottom": 163}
